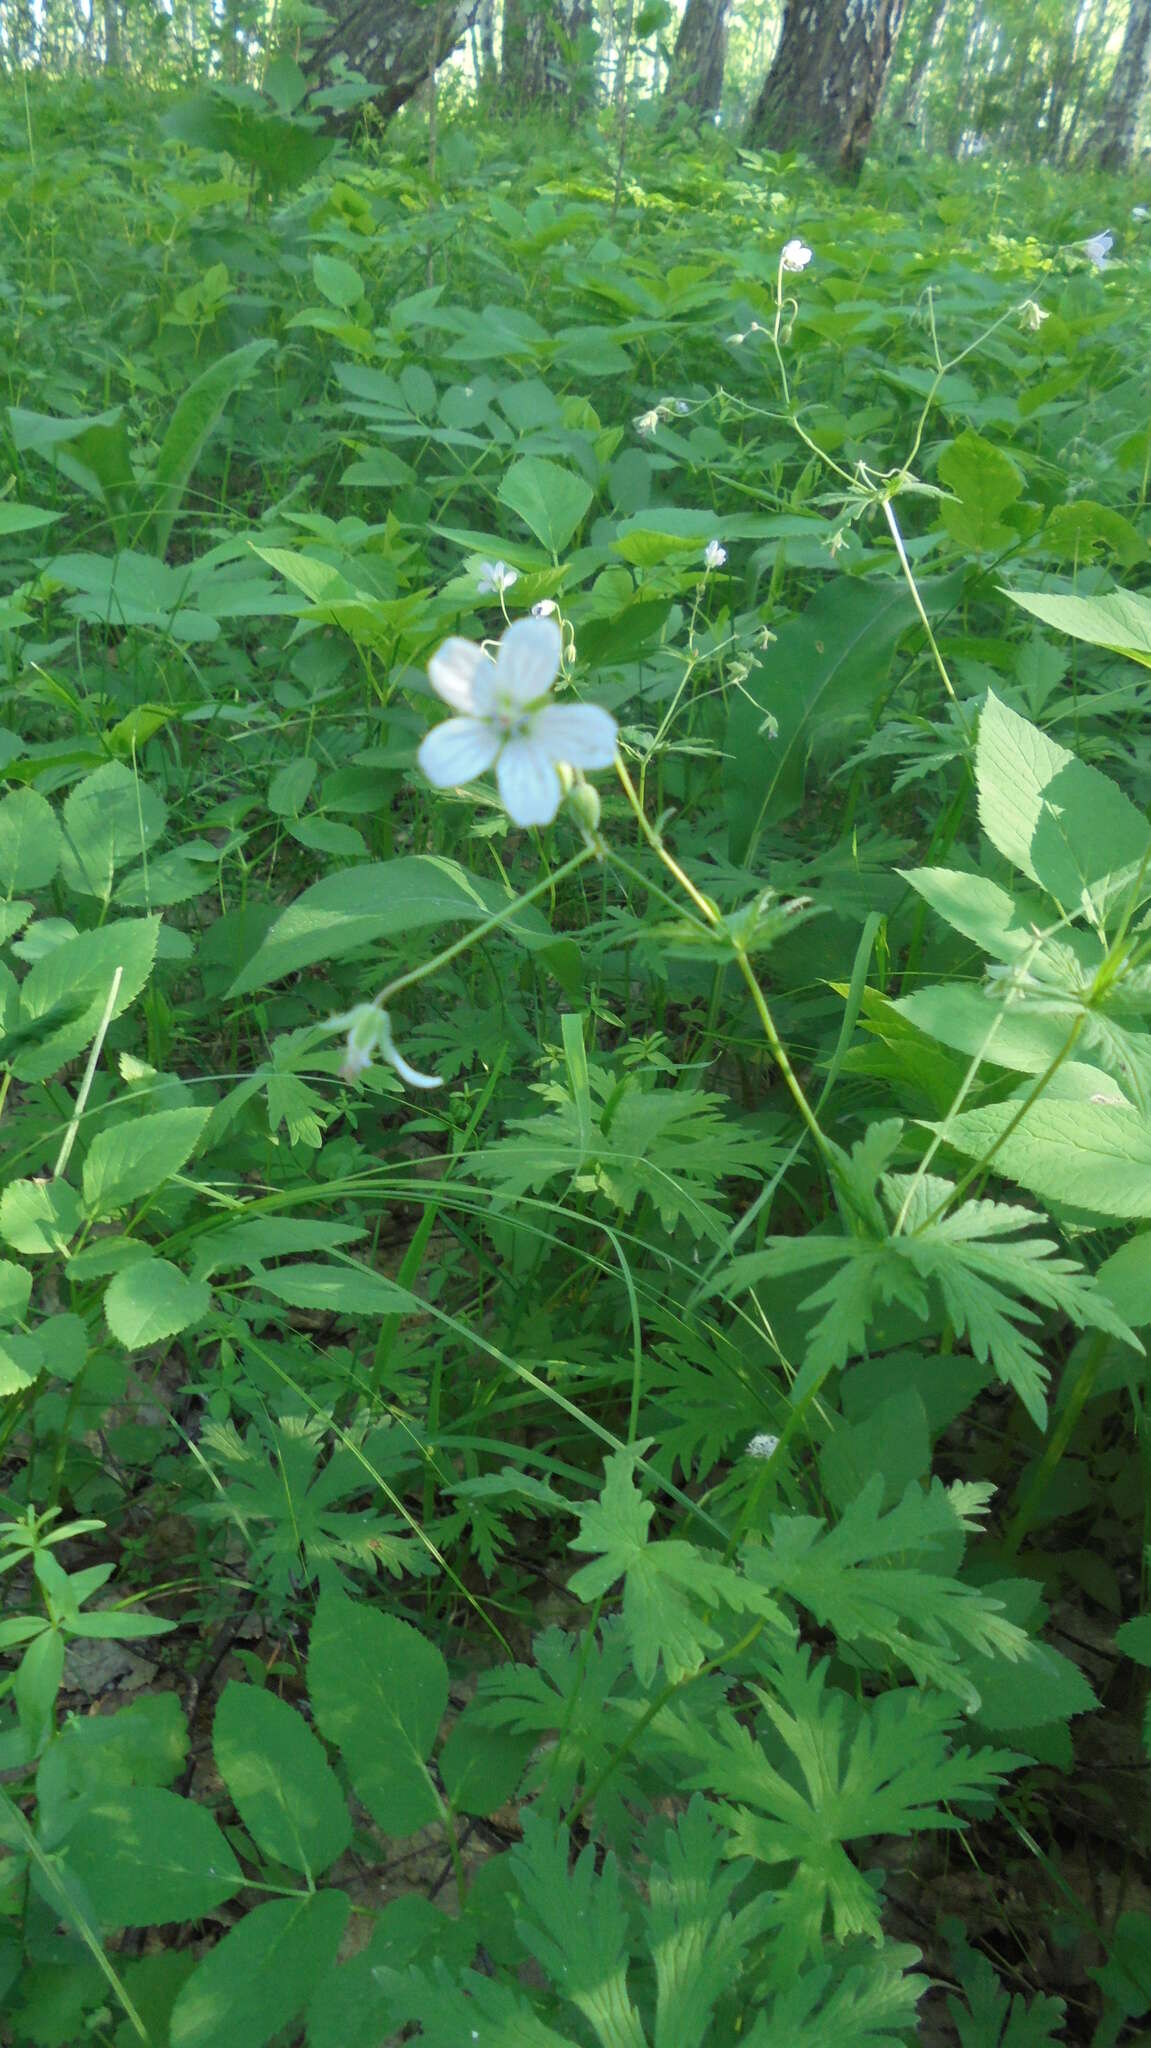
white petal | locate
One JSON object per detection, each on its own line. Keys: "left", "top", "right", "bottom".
{"left": 418, "top": 718, "right": 501, "bottom": 789}
{"left": 386, "top": 1044, "right": 444, "bottom": 1089}
{"left": 493, "top": 617, "right": 562, "bottom": 707}
{"left": 531, "top": 703, "right": 618, "bottom": 770}
{"left": 496, "top": 739, "right": 563, "bottom": 826}
{"left": 428, "top": 637, "right": 492, "bottom": 713}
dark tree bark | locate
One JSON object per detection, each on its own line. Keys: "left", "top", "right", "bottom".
{"left": 501, "top": 0, "right": 593, "bottom": 102}
{"left": 305, "top": 0, "right": 479, "bottom": 124}
{"left": 745, "top": 0, "right": 910, "bottom": 181}
{"left": 102, "top": 0, "right": 122, "bottom": 68}
{"left": 888, "top": 0, "right": 947, "bottom": 130}
{"left": 1082, "top": 0, "right": 1151, "bottom": 170}
{"left": 663, "top": 0, "right": 733, "bottom": 116}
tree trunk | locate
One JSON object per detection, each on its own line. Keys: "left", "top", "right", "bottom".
{"left": 745, "top": 0, "right": 910, "bottom": 181}
{"left": 663, "top": 0, "right": 733, "bottom": 116}
{"left": 501, "top": 0, "right": 594, "bottom": 102}
{"left": 1082, "top": 0, "right": 1151, "bottom": 170}
{"left": 102, "top": 0, "right": 122, "bottom": 68}
{"left": 888, "top": 0, "right": 947, "bottom": 129}
{"left": 477, "top": 0, "right": 496, "bottom": 79}
{"left": 305, "top": 0, "right": 479, "bottom": 123}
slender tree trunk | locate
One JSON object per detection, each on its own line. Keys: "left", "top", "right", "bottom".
{"left": 305, "top": 0, "right": 479, "bottom": 123}
{"left": 501, "top": 0, "right": 594, "bottom": 100}
{"left": 102, "top": 0, "right": 122, "bottom": 68}
{"left": 663, "top": 0, "right": 733, "bottom": 116}
{"left": 745, "top": 0, "right": 910, "bottom": 181}
{"left": 1056, "top": 0, "right": 1112, "bottom": 162}
{"left": 1082, "top": 0, "right": 1151, "bottom": 169}
{"left": 889, "top": 0, "right": 947, "bottom": 128}
{"left": 477, "top": 0, "right": 496, "bottom": 79}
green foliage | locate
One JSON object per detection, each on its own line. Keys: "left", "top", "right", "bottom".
{"left": 0, "top": 77, "right": 1146, "bottom": 2048}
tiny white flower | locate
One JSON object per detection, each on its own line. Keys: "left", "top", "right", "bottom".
{"left": 477, "top": 560, "right": 518, "bottom": 596}
{"left": 726, "top": 331, "right": 746, "bottom": 346}
{"left": 418, "top": 617, "right": 617, "bottom": 829}
{"left": 634, "top": 408, "right": 661, "bottom": 439}
{"left": 330, "top": 1004, "right": 442, "bottom": 1089}
{"left": 1083, "top": 229, "right": 1113, "bottom": 269}
{"left": 675, "top": 399, "right": 691, "bottom": 415}
{"left": 703, "top": 539, "right": 727, "bottom": 570}
{"left": 746, "top": 1433, "right": 780, "bottom": 1460}
{"left": 1132, "top": 205, "right": 1150, "bottom": 222}
{"left": 531, "top": 599, "right": 558, "bottom": 617}
{"left": 1019, "top": 298, "right": 1049, "bottom": 331}
{"left": 780, "top": 238, "right": 813, "bottom": 272}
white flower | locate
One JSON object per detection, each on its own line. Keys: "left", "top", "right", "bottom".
{"left": 330, "top": 1004, "right": 442, "bottom": 1089}
{"left": 418, "top": 617, "right": 617, "bottom": 829}
{"left": 1019, "top": 298, "right": 1049, "bottom": 331}
{"left": 780, "top": 238, "right": 813, "bottom": 272}
{"left": 634, "top": 408, "right": 661, "bottom": 439}
{"left": 746, "top": 1433, "right": 780, "bottom": 1460}
{"left": 726, "top": 331, "right": 746, "bottom": 346}
{"left": 477, "top": 560, "right": 518, "bottom": 596}
{"left": 531, "top": 599, "right": 558, "bottom": 617}
{"left": 674, "top": 399, "right": 691, "bottom": 415}
{"left": 1133, "top": 205, "right": 1150, "bottom": 222}
{"left": 1083, "top": 230, "right": 1113, "bottom": 269}
{"left": 703, "top": 539, "right": 727, "bottom": 570}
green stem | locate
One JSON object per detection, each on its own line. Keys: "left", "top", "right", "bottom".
{"left": 1003, "top": 1330, "right": 1109, "bottom": 1558}
{"left": 375, "top": 847, "right": 595, "bottom": 1007}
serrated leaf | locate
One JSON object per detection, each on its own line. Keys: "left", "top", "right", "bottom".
{"left": 213, "top": 1682, "right": 350, "bottom": 1878}
{"left": 59, "top": 1787, "right": 240, "bottom": 1927}
{"left": 104, "top": 1257, "right": 212, "bottom": 1349}
{"left": 170, "top": 1891, "right": 349, "bottom": 2048}
{"left": 308, "top": 1586, "right": 447, "bottom": 1836}
{"left": 82, "top": 1108, "right": 210, "bottom": 1219}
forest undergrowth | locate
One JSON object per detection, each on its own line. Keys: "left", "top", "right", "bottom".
{"left": 0, "top": 72, "right": 1149, "bottom": 2048}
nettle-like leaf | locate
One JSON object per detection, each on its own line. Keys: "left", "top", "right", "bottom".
{"left": 714, "top": 1136, "right": 1135, "bottom": 1426}
{"left": 745, "top": 1477, "right": 1037, "bottom": 1708}
{"left": 662, "top": 1635, "right": 1021, "bottom": 1967}
{"left": 474, "top": 1064, "right": 764, "bottom": 1241}
{"left": 569, "top": 1451, "right": 787, "bottom": 1687}
{"left": 941, "top": 1919, "right": 1066, "bottom": 2047}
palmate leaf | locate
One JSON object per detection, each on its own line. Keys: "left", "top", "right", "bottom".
{"left": 714, "top": 1139, "right": 1138, "bottom": 1425}
{"left": 569, "top": 1452, "right": 787, "bottom": 1687}
{"left": 371, "top": 1962, "right": 579, "bottom": 2047}
{"left": 511, "top": 1815, "right": 645, "bottom": 2048}
{"left": 639, "top": 1799, "right": 777, "bottom": 2048}
{"left": 740, "top": 1948, "right": 925, "bottom": 2048}
{"left": 746, "top": 1477, "right": 1035, "bottom": 1707}
{"left": 662, "top": 1635, "right": 1020, "bottom": 1968}
{"left": 474, "top": 1066, "right": 764, "bottom": 1242}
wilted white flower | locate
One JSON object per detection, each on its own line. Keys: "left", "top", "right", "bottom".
{"left": 634, "top": 408, "right": 661, "bottom": 439}
{"left": 331, "top": 1003, "right": 442, "bottom": 1089}
{"left": 477, "top": 560, "right": 518, "bottom": 596}
{"left": 703, "top": 538, "right": 727, "bottom": 570}
{"left": 531, "top": 599, "right": 558, "bottom": 617}
{"left": 1083, "top": 229, "right": 1113, "bottom": 269}
{"left": 418, "top": 616, "right": 617, "bottom": 829}
{"left": 1019, "top": 298, "right": 1049, "bottom": 331}
{"left": 726, "top": 331, "right": 746, "bottom": 346}
{"left": 1132, "top": 205, "right": 1150, "bottom": 222}
{"left": 780, "top": 238, "right": 813, "bottom": 272}
{"left": 746, "top": 1432, "right": 780, "bottom": 1460}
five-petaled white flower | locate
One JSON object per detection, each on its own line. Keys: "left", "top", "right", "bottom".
{"left": 418, "top": 617, "right": 617, "bottom": 828}
{"left": 1083, "top": 230, "right": 1113, "bottom": 269}
{"left": 703, "top": 539, "right": 727, "bottom": 570}
{"left": 330, "top": 1003, "right": 442, "bottom": 1089}
{"left": 477, "top": 560, "right": 518, "bottom": 596}
{"left": 780, "top": 238, "right": 813, "bottom": 272}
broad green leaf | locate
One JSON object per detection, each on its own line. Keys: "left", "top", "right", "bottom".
{"left": 8, "top": 405, "right": 134, "bottom": 519}
{"left": 57, "top": 761, "right": 167, "bottom": 902}
{"left": 171, "top": 1891, "right": 349, "bottom": 2048}
{"left": 306, "top": 1897, "right": 475, "bottom": 2048}
{"left": 938, "top": 430, "right": 1023, "bottom": 552}
{"left": 899, "top": 867, "right": 1051, "bottom": 964}
{"left": 976, "top": 691, "right": 1151, "bottom": 916}
{"left": 437, "top": 1707, "right": 531, "bottom": 1817}
{"left": 1044, "top": 499, "right": 1145, "bottom": 569}
{"left": 0, "top": 1333, "right": 43, "bottom": 1395}
{"left": 308, "top": 1586, "right": 447, "bottom": 1836}
{"left": 0, "top": 789, "right": 62, "bottom": 891}
{"left": 150, "top": 340, "right": 273, "bottom": 557}
{"left": 0, "top": 503, "right": 60, "bottom": 535}
{"left": 213, "top": 1682, "right": 350, "bottom": 1877}
{"left": 12, "top": 918, "right": 159, "bottom": 1081}
{"left": 227, "top": 855, "right": 565, "bottom": 997}
{"left": 931, "top": 1099, "right": 1151, "bottom": 1219}
{"left": 498, "top": 456, "right": 593, "bottom": 557}
{"left": 1096, "top": 1234, "right": 1151, "bottom": 1328}
{"left": 82, "top": 1108, "right": 210, "bottom": 1219}
{"left": 59, "top": 1787, "right": 240, "bottom": 1927}
{"left": 1003, "top": 585, "right": 1151, "bottom": 668}
{"left": 0, "top": 1178, "right": 81, "bottom": 1255}
{"left": 726, "top": 577, "right": 945, "bottom": 860}
{"left": 312, "top": 253, "right": 364, "bottom": 309}
{"left": 1115, "top": 1615, "right": 1151, "bottom": 1665}
{"left": 0, "top": 1262, "right": 31, "bottom": 1326}
{"left": 104, "top": 1258, "right": 213, "bottom": 1349}
{"left": 254, "top": 1261, "right": 409, "bottom": 1316}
